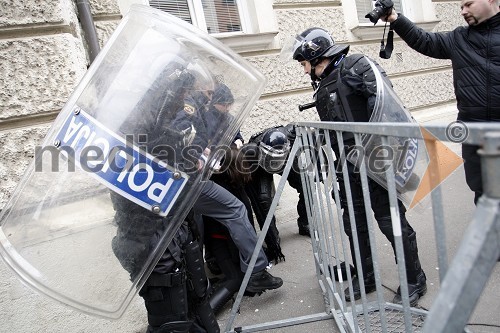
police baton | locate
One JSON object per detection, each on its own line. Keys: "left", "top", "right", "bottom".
{"left": 298, "top": 101, "right": 316, "bottom": 112}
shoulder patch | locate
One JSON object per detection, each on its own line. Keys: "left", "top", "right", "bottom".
{"left": 183, "top": 104, "right": 196, "bottom": 115}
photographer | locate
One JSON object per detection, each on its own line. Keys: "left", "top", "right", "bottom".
{"left": 381, "top": 0, "right": 500, "bottom": 204}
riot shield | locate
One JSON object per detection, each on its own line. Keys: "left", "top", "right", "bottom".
{"left": 0, "top": 5, "right": 265, "bottom": 318}
{"left": 347, "top": 57, "right": 428, "bottom": 207}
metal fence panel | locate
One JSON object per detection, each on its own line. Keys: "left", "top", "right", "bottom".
{"left": 223, "top": 121, "right": 500, "bottom": 333}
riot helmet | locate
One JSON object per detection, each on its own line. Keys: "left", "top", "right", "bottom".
{"left": 166, "top": 64, "right": 195, "bottom": 90}
{"left": 212, "top": 83, "right": 234, "bottom": 105}
{"left": 259, "top": 128, "right": 291, "bottom": 173}
{"left": 292, "top": 28, "right": 349, "bottom": 64}
{"left": 146, "top": 55, "right": 196, "bottom": 102}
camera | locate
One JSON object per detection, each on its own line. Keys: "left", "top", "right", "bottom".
{"left": 365, "top": 0, "right": 394, "bottom": 24}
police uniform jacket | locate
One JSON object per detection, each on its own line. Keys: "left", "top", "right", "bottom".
{"left": 205, "top": 105, "right": 244, "bottom": 144}
{"left": 313, "top": 54, "right": 391, "bottom": 143}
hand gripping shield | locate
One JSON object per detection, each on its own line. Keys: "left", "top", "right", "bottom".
{"left": 347, "top": 57, "right": 429, "bottom": 207}
{"left": 0, "top": 5, "right": 265, "bottom": 318}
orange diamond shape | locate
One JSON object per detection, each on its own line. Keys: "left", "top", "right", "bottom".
{"left": 409, "top": 126, "right": 464, "bottom": 208}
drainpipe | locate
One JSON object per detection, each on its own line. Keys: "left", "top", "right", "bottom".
{"left": 75, "top": 0, "right": 100, "bottom": 64}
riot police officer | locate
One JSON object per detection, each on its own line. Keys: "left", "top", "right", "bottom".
{"left": 111, "top": 59, "right": 282, "bottom": 333}
{"left": 245, "top": 125, "right": 310, "bottom": 239}
{"left": 288, "top": 27, "right": 427, "bottom": 306}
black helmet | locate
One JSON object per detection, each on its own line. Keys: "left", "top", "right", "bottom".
{"left": 212, "top": 83, "right": 234, "bottom": 105}
{"left": 292, "top": 27, "right": 349, "bottom": 63}
{"left": 259, "top": 128, "right": 291, "bottom": 173}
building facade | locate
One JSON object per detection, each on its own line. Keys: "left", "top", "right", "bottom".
{"left": 0, "top": 0, "right": 460, "bottom": 209}
{"left": 0, "top": 1, "right": 467, "bottom": 331}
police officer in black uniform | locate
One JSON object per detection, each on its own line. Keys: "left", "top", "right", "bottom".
{"left": 110, "top": 61, "right": 219, "bottom": 333}
{"left": 245, "top": 125, "right": 310, "bottom": 240}
{"left": 111, "top": 60, "right": 282, "bottom": 333}
{"left": 289, "top": 28, "right": 427, "bottom": 306}
{"left": 201, "top": 83, "right": 246, "bottom": 275}
{"left": 173, "top": 76, "right": 282, "bottom": 281}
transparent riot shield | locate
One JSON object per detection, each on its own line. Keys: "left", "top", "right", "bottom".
{"left": 348, "top": 57, "right": 428, "bottom": 207}
{"left": 0, "top": 4, "right": 265, "bottom": 318}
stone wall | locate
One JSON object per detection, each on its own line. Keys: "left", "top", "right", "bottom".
{"left": 0, "top": 0, "right": 87, "bottom": 208}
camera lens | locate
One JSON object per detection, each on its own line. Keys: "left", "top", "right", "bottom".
{"left": 365, "top": 7, "right": 384, "bottom": 24}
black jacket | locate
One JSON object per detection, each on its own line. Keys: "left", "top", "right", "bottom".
{"left": 391, "top": 13, "right": 500, "bottom": 122}
{"left": 313, "top": 54, "right": 390, "bottom": 143}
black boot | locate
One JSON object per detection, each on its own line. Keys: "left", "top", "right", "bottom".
{"left": 207, "top": 256, "right": 243, "bottom": 314}
{"left": 345, "top": 272, "right": 376, "bottom": 301}
{"left": 297, "top": 216, "right": 311, "bottom": 237}
{"left": 209, "top": 286, "right": 236, "bottom": 314}
{"left": 328, "top": 261, "right": 355, "bottom": 281}
{"left": 246, "top": 269, "right": 283, "bottom": 293}
{"left": 392, "top": 271, "right": 427, "bottom": 306}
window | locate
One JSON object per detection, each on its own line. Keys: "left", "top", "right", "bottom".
{"left": 118, "top": 0, "right": 279, "bottom": 53}
{"left": 148, "top": 0, "right": 192, "bottom": 23}
{"left": 149, "top": 0, "right": 244, "bottom": 35}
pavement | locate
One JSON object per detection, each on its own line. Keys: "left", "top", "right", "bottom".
{"left": 0, "top": 105, "right": 499, "bottom": 332}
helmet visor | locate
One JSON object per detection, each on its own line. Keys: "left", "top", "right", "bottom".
{"left": 279, "top": 35, "right": 304, "bottom": 63}
{"left": 259, "top": 142, "right": 290, "bottom": 173}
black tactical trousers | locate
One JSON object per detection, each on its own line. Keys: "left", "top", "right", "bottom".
{"left": 335, "top": 161, "right": 423, "bottom": 283}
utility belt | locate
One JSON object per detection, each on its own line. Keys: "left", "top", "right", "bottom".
{"left": 145, "top": 270, "right": 186, "bottom": 288}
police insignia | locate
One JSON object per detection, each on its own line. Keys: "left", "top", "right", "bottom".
{"left": 184, "top": 104, "right": 196, "bottom": 115}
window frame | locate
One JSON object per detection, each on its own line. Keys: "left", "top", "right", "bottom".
{"left": 188, "top": 0, "right": 251, "bottom": 35}
{"left": 118, "top": 0, "right": 278, "bottom": 53}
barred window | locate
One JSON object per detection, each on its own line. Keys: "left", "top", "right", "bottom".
{"left": 149, "top": 0, "right": 243, "bottom": 34}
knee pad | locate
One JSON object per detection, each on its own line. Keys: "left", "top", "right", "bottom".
{"left": 256, "top": 193, "right": 273, "bottom": 213}
{"left": 377, "top": 215, "right": 413, "bottom": 242}
{"left": 377, "top": 216, "right": 394, "bottom": 239}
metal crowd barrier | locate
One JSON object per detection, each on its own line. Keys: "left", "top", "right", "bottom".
{"left": 223, "top": 121, "right": 500, "bottom": 333}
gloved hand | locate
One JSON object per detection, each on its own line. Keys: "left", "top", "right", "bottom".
{"left": 233, "top": 138, "right": 244, "bottom": 149}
